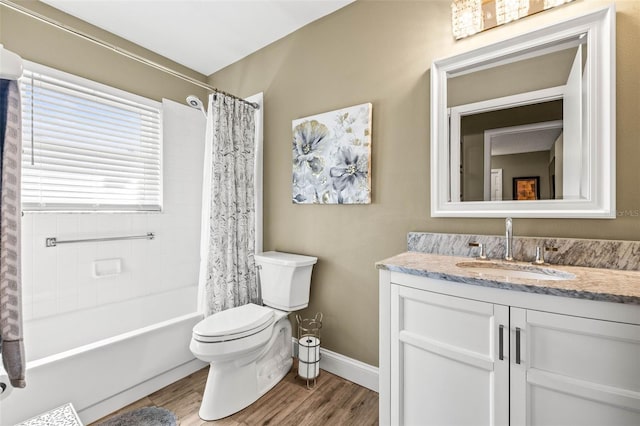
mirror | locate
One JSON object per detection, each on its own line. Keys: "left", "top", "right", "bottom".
{"left": 431, "top": 5, "right": 615, "bottom": 218}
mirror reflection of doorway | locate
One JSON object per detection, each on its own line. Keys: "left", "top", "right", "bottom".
{"left": 484, "top": 120, "right": 563, "bottom": 201}
{"left": 491, "top": 169, "right": 503, "bottom": 201}
{"left": 450, "top": 42, "right": 586, "bottom": 203}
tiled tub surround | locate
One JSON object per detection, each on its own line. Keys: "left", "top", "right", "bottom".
{"left": 20, "top": 100, "right": 204, "bottom": 321}
{"left": 376, "top": 252, "right": 640, "bottom": 305}
{"left": 1, "top": 101, "right": 206, "bottom": 425}
{"left": 407, "top": 232, "right": 640, "bottom": 271}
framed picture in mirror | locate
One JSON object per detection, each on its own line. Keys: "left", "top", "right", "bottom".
{"left": 513, "top": 177, "right": 540, "bottom": 201}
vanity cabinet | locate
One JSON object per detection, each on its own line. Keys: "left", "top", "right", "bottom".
{"left": 388, "top": 283, "right": 509, "bottom": 425}
{"left": 379, "top": 271, "right": 640, "bottom": 426}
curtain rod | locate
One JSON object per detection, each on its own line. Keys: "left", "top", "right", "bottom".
{"left": 0, "top": 0, "right": 259, "bottom": 109}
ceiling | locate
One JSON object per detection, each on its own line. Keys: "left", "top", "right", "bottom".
{"left": 491, "top": 124, "right": 563, "bottom": 156}
{"left": 41, "top": 0, "right": 354, "bottom": 76}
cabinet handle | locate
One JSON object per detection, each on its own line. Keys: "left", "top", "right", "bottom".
{"left": 515, "top": 327, "right": 521, "bottom": 364}
{"left": 499, "top": 325, "right": 504, "bottom": 361}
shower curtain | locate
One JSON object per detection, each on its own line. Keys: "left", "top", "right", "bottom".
{"left": 198, "top": 93, "right": 257, "bottom": 316}
{"left": 0, "top": 79, "right": 25, "bottom": 388}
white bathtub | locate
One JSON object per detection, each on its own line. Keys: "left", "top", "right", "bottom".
{"left": 0, "top": 286, "right": 205, "bottom": 425}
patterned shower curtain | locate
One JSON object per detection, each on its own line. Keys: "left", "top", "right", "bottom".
{"left": 201, "top": 94, "right": 257, "bottom": 316}
{"left": 0, "top": 79, "right": 25, "bottom": 388}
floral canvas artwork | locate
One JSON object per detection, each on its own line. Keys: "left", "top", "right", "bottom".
{"left": 292, "top": 103, "right": 372, "bottom": 204}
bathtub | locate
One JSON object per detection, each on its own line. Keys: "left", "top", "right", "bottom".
{"left": 0, "top": 286, "right": 205, "bottom": 425}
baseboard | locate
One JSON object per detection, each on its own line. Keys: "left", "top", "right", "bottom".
{"left": 291, "top": 337, "right": 378, "bottom": 392}
{"left": 77, "top": 358, "right": 207, "bottom": 424}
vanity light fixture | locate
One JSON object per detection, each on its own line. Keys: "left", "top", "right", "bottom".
{"left": 451, "top": 0, "right": 483, "bottom": 39}
{"left": 451, "top": 0, "right": 575, "bottom": 40}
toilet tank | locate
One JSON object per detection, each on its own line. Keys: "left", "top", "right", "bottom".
{"left": 254, "top": 251, "right": 317, "bottom": 311}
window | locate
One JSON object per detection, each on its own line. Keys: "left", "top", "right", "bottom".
{"left": 20, "top": 62, "right": 162, "bottom": 211}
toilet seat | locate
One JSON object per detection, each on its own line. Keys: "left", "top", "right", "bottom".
{"left": 192, "top": 303, "right": 275, "bottom": 343}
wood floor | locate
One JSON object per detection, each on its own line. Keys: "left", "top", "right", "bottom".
{"left": 91, "top": 364, "right": 379, "bottom": 425}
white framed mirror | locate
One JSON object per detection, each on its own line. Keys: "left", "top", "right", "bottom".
{"left": 431, "top": 5, "right": 615, "bottom": 218}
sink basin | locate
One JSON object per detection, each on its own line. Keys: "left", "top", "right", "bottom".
{"left": 456, "top": 261, "right": 576, "bottom": 281}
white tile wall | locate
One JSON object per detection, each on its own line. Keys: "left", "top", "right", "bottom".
{"left": 22, "top": 100, "right": 206, "bottom": 321}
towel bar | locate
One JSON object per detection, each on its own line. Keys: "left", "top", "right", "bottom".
{"left": 45, "top": 232, "right": 154, "bottom": 247}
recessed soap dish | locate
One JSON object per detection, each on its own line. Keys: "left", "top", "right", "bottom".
{"left": 93, "top": 258, "right": 122, "bottom": 278}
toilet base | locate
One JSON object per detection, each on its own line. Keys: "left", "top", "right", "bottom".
{"left": 198, "top": 316, "right": 293, "bottom": 421}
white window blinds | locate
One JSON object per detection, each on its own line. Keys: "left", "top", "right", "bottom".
{"left": 20, "top": 62, "right": 162, "bottom": 211}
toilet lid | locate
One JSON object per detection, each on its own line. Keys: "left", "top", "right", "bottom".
{"left": 192, "top": 303, "right": 275, "bottom": 342}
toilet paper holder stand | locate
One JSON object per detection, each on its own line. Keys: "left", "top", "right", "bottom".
{"left": 296, "top": 312, "right": 323, "bottom": 389}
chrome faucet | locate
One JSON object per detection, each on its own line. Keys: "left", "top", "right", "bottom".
{"left": 505, "top": 217, "right": 513, "bottom": 261}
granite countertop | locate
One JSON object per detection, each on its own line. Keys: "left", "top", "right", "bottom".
{"left": 376, "top": 252, "right": 640, "bottom": 305}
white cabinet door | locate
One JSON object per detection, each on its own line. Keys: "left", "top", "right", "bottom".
{"left": 510, "top": 308, "right": 640, "bottom": 426}
{"left": 390, "top": 284, "right": 509, "bottom": 426}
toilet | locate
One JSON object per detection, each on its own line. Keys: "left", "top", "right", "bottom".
{"left": 189, "top": 251, "right": 318, "bottom": 421}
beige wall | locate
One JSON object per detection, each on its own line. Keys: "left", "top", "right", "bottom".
{"left": 0, "top": 0, "right": 209, "bottom": 103}
{"left": 208, "top": 0, "right": 640, "bottom": 367}
{"left": 1, "top": 0, "right": 638, "bottom": 367}
{"left": 449, "top": 46, "right": 578, "bottom": 107}
{"left": 492, "top": 151, "right": 551, "bottom": 200}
